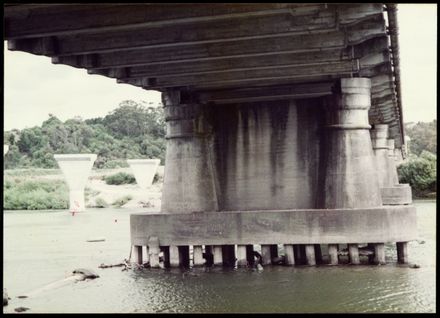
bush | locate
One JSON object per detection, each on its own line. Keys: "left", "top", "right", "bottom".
{"left": 398, "top": 151, "right": 436, "bottom": 197}
{"left": 103, "top": 172, "right": 137, "bottom": 185}
{"left": 3, "top": 179, "right": 69, "bottom": 210}
{"left": 111, "top": 195, "right": 133, "bottom": 207}
{"left": 94, "top": 197, "right": 109, "bottom": 208}
{"left": 101, "top": 159, "right": 129, "bottom": 169}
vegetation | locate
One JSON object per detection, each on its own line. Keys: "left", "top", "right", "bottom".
{"left": 3, "top": 178, "right": 69, "bottom": 210}
{"left": 395, "top": 120, "right": 437, "bottom": 198}
{"left": 103, "top": 172, "right": 137, "bottom": 185}
{"left": 93, "top": 197, "right": 109, "bottom": 208}
{"left": 3, "top": 100, "right": 166, "bottom": 170}
{"left": 404, "top": 120, "right": 436, "bottom": 156}
{"left": 111, "top": 195, "right": 133, "bottom": 208}
{"left": 398, "top": 151, "right": 436, "bottom": 198}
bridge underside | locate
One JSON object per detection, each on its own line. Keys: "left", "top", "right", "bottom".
{"left": 4, "top": 3, "right": 415, "bottom": 268}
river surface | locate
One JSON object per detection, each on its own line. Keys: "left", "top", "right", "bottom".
{"left": 3, "top": 200, "right": 436, "bottom": 313}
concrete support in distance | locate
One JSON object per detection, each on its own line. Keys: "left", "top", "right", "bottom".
{"left": 386, "top": 139, "right": 399, "bottom": 185}
{"left": 3, "top": 145, "right": 8, "bottom": 156}
{"left": 54, "top": 154, "right": 97, "bottom": 212}
{"left": 127, "top": 159, "right": 160, "bottom": 190}
{"left": 371, "top": 124, "right": 390, "bottom": 188}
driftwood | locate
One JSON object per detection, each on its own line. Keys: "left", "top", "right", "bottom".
{"left": 99, "top": 259, "right": 135, "bottom": 271}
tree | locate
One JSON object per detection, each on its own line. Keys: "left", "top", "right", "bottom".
{"left": 405, "top": 120, "right": 436, "bottom": 156}
{"left": 398, "top": 150, "right": 436, "bottom": 197}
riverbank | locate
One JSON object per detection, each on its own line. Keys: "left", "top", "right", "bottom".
{"left": 3, "top": 168, "right": 164, "bottom": 211}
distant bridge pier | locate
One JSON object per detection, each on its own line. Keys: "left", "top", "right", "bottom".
{"left": 54, "top": 154, "right": 97, "bottom": 212}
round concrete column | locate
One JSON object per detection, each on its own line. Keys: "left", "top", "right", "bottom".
{"left": 161, "top": 91, "right": 218, "bottom": 213}
{"left": 370, "top": 124, "right": 390, "bottom": 188}
{"left": 4, "top": 145, "right": 9, "bottom": 156}
{"left": 319, "top": 78, "right": 382, "bottom": 208}
{"left": 386, "top": 139, "right": 399, "bottom": 186}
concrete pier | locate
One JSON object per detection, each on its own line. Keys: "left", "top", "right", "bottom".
{"left": 236, "top": 245, "right": 248, "bottom": 267}
{"left": 148, "top": 236, "right": 160, "bottom": 268}
{"left": 169, "top": 245, "right": 179, "bottom": 267}
{"left": 319, "top": 78, "right": 382, "bottom": 208}
{"left": 261, "top": 245, "right": 273, "bottom": 265}
{"left": 54, "top": 154, "right": 97, "bottom": 212}
{"left": 3, "top": 145, "right": 8, "bottom": 156}
{"left": 213, "top": 246, "right": 223, "bottom": 266}
{"left": 387, "top": 139, "right": 399, "bottom": 185}
{"left": 221, "top": 245, "right": 235, "bottom": 266}
{"left": 284, "top": 244, "right": 295, "bottom": 266}
{"left": 328, "top": 244, "right": 339, "bottom": 265}
{"left": 246, "top": 245, "right": 255, "bottom": 266}
{"left": 348, "top": 244, "right": 360, "bottom": 265}
{"left": 134, "top": 245, "right": 143, "bottom": 265}
{"left": 193, "top": 245, "right": 204, "bottom": 266}
{"left": 305, "top": 245, "right": 316, "bottom": 266}
{"left": 371, "top": 124, "right": 390, "bottom": 188}
{"left": 178, "top": 246, "right": 190, "bottom": 267}
{"left": 373, "top": 243, "right": 386, "bottom": 265}
{"left": 161, "top": 91, "right": 218, "bottom": 213}
{"left": 127, "top": 159, "right": 160, "bottom": 190}
{"left": 396, "top": 242, "right": 409, "bottom": 264}
{"left": 314, "top": 244, "right": 323, "bottom": 264}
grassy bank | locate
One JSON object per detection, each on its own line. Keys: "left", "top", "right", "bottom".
{"left": 4, "top": 178, "right": 69, "bottom": 210}
{"left": 3, "top": 168, "right": 163, "bottom": 210}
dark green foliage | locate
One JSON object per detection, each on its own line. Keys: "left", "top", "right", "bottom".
{"left": 3, "top": 100, "right": 166, "bottom": 169}
{"left": 104, "top": 172, "right": 137, "bottom": 185}
{"left": 398, "top": 151, "right": 437, "bottom": 197}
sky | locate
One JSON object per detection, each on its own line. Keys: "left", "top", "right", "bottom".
{"left": 3, "top": 4, "right": 437, "bottom": 131}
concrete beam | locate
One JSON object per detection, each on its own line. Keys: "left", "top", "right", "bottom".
{"left": 52, "top": 18, "right": 386, "bottom": 70}
{"left": 130, "top": 206, "right": 417, "bottom": 247}
{"left": 5, "top": 4, "right": 325, "bottom": 39}
{"left": 198, "top": 82, "right": 335, "bottom": 104}
{"left": 90, "top": 36, "right": 389, "bottom": 79}
{"left": 122, "top": 60, "right": 358, "bottom": 89}
{"left": 10, "top": 6, "right": 384, "bottom": 57}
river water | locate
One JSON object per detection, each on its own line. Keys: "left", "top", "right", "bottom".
{"left": 3, "top": 200, "right": 436, "bottom": 313}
